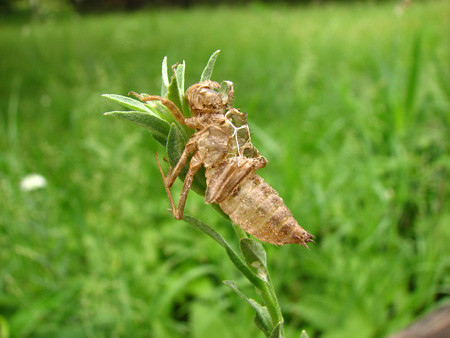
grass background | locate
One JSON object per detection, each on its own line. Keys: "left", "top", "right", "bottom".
{"left": 1, "top": 1, "right": 449, "bottom": 337}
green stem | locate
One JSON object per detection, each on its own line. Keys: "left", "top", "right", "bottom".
{"left": 232, "top": 222, "right": 248, "bottom": 240}
{"left": 182, "top": 215, "right": 263, "bottom": 287}
{"left": 182, "top": 214, "right": 284, "bottom": 336}
{"left": 260, "top": 280, "right": 285, "bottom": 335}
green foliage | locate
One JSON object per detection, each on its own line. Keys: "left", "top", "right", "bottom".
{"left": 0, "top": 1, "right": 449, "bottom": 337}
{"left": 102, "top": 93, "right": 171, "bottom": 145}
{"left": 200, "top": 50, "right": 221, "bottom": 82}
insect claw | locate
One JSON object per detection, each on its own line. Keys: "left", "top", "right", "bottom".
{"left": 300, "top": 242, "right": 311, "bottom": 250}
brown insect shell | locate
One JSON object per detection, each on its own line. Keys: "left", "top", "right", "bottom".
{"left": 185, "top": 80, "right": 233, "bottom": 116}
{"left": 196, "top": 124, "right": 232, "bottom": 167}
{"left": 165, "top": 80, "right": 314, "bottom": 246}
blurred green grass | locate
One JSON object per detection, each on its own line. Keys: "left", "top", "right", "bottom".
{"left": 0, "top": 1, "right": 449, "bottom": 337}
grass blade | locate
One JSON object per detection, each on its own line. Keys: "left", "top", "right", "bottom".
{"left": 404, "top": 34, "right": 422, "bottom": 125}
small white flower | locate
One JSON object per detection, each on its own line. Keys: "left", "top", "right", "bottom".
{"left": 20, "top": 173, "right": 47, "bottom": 191}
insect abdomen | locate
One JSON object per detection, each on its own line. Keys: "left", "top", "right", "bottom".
{"left": 219, "top": 173, "right": 313, "bottom": 246}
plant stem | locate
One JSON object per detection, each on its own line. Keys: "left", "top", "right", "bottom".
{"left": 260, "top": 279, "right": 285, "bottom": 335}
{"left": 232, "top": 222, "right": 248, "bottom": 240}
{"left": 183, "top": 214, "right": 285, "bottom": 336}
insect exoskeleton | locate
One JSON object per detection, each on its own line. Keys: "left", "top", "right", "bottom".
{"left": 133, "top": 80, "right": 313, "bottom": 247}
{"left": 205, "top": 159, "right": 314, "bottom": 247}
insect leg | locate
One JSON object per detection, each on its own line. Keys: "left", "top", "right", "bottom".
{"left": 171, "top": 157, "right": 202, "bottom": 220}
{"left": 164, "top": 138, "right": 197, "bottom": 188}
{"left": 129, "top": 91, "right": 186, "bottom": 125}
{"left": 155, "top": 153, "right": 201, "bottom": 220}
{"left": 155, "top": 153, "right": 177, "bottom": 216}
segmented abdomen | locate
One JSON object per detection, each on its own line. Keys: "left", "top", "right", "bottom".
{"left": 219, "top": 173, "right": 314, "bottom": 246}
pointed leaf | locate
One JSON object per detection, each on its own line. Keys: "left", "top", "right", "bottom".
{"left": 102, "top": 94, "right": 153, "bottom": 114}
{"left": 300, "top": 330, "right": 310, "bottom": 338}
{"left": 240, "top": 238, "right": 268, "bottom": 282}
{"left": 104, "top": 111, "right": 170, "bottom": 146}
{"left": 165, "top": 124, "right": 207, "bottom": 195}
{"left": 0, "top": 315, "right": 9, "bottom": 338}
{"left": 182, "top": 215, "right": 263, "bottom": 288}
{"left": 254, "top": 316, "right": 270, "bottom": 337}
{"left": 201, "top": 50, "right": 221, "bottom": 82}
{"left": 175, "top": 61, "right": 189, "bottom": 116}
{"left": 166, "top": 76, "right": 191, "bottom": 137}
{"left": 269, "top": 322, "right": 283, "bottom": 338}
{"left": 167, "top": 76, "right": 184, "bottom": 116}
{"left": 240, "top": 238, "right": 267, "bottom": 268}
{"left": 153, "top": 101, "right": 177, "bottom": 123}
{"left": 175, "top": 61, "right": 186, "bottom": 98}
{"left": 166, "top": 123, "right": 188, "bottom": 170}
{"left": 161, "top": 56, "right": 169, "bottom": 97}
{"left": 223, "top": 281, "right": 272, "bottom": 335}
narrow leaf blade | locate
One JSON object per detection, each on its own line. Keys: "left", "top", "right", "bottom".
{"left": 166, "top": 123, "right": 188, "bottom": 170}
{"left": 167, "top": 76, "right": 184, "bottom": 116}
{"left": 240, "top": 238, "right": 268, "bottom": 268}
{"left": 182, "top": 215, "right": 263, "bottom": 288}
{"left": 102, "top": 94, "right": 153, "bottom": 113}
{"left": 175, "top": 61, "right": 185, "bottom": 98}
{"left": 165, "top": 124, "right": 207, "bottom": 195}
{"left": 104, "top": 111, "right": 170, "bottom": 146}
{"left": 175, "top": 61, "right": 189, "bottom": 116}
{"left": 240, "top": 238, "right": 269, "bottom": 282}
{"left": 201, "top": 50, "right": 221, "bottom": 82}
{"left": 269, "top": 322, "right": 283, "bottom": 338}
{"left": 300, "top": 330, "right": 310, "bottom": 338}
{"left": 161, "top": 56, "right": 169, "bottom": 97}
{"left": 223, "top": 281, "right": 272, "bottom": 335}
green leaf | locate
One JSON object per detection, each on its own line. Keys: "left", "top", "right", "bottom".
{"left": 240, "top": 238, "right": 267, "bottom": 268}
{"left": 201, "top": 50, "right": 221, "bottom": 82}
{"left": 175, "top": 61, "right": 189, "bottom": 116}
{"left": 167, "top": 76, "right": 183, "bottom": 114}
{"left": 166, "top": 74, "right": 191, "bottom": 130}
{"left": 166, "top": 123, "right": 188, "bottom": 170}
{"left": 161, "top": 56, "right": 169, "bottom": 97}
{"left": 101, "top": 94, "right": 153, "bottom": 114}
{"left": 0, "top": 315, "right": 9, "bottom": 338}
{"left": 175, "top": 61, "right": 186, "bottom": 99}
{"left": 223, "top": 280, "right": 272, "bottom": 336}
{"left": 153, "top": 101, "right": 177, "bottom": 123}
{"left": 300, "top": 330, "right": 310, "bottom": 338}
{"left": 104, "top": 111, "right": 170, "bottom": 146}
{"left": 240, "top": 238, "right": 268, "bottom": 281}
{"left": 182, "top": 215, "right": 263, "bottom": 288}
{"left": 269, "top": 322, "right": 283, "bottom": 338}
{"left": 165, "top": 124, "right": 207, "bottom": 195}
{"left": 166, "top": 62, "right": 188, "bottom": 117}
